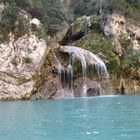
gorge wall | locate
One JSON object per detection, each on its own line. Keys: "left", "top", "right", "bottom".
{"left": 0, "top": 1, "right": 140, "bottom": 100}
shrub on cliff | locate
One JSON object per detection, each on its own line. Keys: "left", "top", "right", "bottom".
{"left": 42, "top": 3, "right": 65, "bottom": 36}
{"left": 14, "top": 16, "right": 30, "bottom": 39}
{"left": 0, "top": 0, "right": 65, "bottom": 41}
{"left": 0, "top": 4, "right": 31, "bottom": 43}
{"left": 0, "top": 4, "right": 20, "bottom": 42}
{"left": 15, "top": 0, "right": 65, "bottom": 36}
{"left": 76, "top": 33, "right": 120, "bottom": 73}
{"left": 73, "top": 0, "right": 140, "bottom": 21}
{"left": 15, "top": 0, "right": 32, "bottom": 11}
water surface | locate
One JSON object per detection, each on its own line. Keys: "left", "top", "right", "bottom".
{"left": 0, "top": 95, "right": 140, "bottom": 140}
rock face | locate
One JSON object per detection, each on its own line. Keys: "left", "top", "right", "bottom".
{"left": 36, "top": 14, "right": 140, "bottom": 99}
{"left": 0, "top": 5, "right": 140, "bottom": 100}
{"left": 0, "top": 34, "right": 48, "bottom": 100}
{"left": 104, "top": 14, "right": 127, "bottom": 36}
{"left": 103, "top": 14, "right": 140, "bottom": 94}
{"left": 61, "top": 15, "right": 100, "bottom": 45}
{"left": 111, "top": 77, "right": 140, "bottom": 95}
{"left": 34, "top": 45, "right": 110, "bottom": 99}
{"left": 127, "top": 25, "right": 140, "bottom": 50}
{"left": 104, "top": 14, "right": 140, "bottom": 55}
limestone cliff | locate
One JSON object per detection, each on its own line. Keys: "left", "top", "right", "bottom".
{"left": 0, "top": 1, "right": 140, "bottom": 100}
{"left": 60, "top": 14, "right": 140, "bottom": 95}
{"left": 0, "top": 34, "right": 48, "bottom": 100}
{"left": 0, "top": 4, "right": 48, "bottom": 100}
{"left": 104, "top": 14, "right": 140, "bottom": 55}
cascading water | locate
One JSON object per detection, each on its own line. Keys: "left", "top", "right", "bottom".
{"left": 57, "top": 63, "right": 74, "bottom": 98}
{"left": 67, "top": 64, "right": 73, "bottom": 90}
{"left": 58, "top": 45, "right": 109, "bottom": 97}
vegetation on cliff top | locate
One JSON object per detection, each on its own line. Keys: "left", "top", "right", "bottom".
{"left": 0, "top": 0, "right": 140, "bottom": 43}
{"left": 0, "top": 0, "right": 65, "bottom": 43}
{"left": 73, "top": 0, "right": 140, "bottom": 19}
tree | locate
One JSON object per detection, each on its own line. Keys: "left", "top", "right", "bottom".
{"left": 0, "top": 4, "right": 20, "bottom": 42}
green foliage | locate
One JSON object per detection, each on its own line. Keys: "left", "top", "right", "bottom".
{"left": 15, "top": 0, "right": 32, "bottom": 11}
{"left": 15, "top": 0, "right": 65, "bottom": 36}
{"left": 119, "top": 34, "right": 132, "bottom": 48}
{"left": 22, "top": 56, "right": 32, "bottom": 64}
{"left": 121, "top": 48, "right": 140, "bottom": 68}
{"left": 76, "top": 33, "right": 120, "bottom": 73}
{"left": 58, "top": 52, "right": 69, "bottom": 67}
{"left": 73, "top": 0, "right": 99, "bottom": 17}
{"left": 0, "top": 0, "right": 65, "bottom": 40}
{"left": 14, "top": 16, "right": 30, "bottom": 39}
{"left": 75, "top": 29, "right": 140, "bottom": 77}
{"left": 73, "top": 0, "right": 140, "bottom": 21}
{"left": 0, "top": 5, "right": 20, "bottom": 42}
{"left": 31, "top": 23, "right": 46, "bottom": 40}
{"left": 73, "top": 1, "right": 88, "bottom": 17}
{"left": 58, "top": 52, "right": 83, "bottom": 78}
{"left": 115, "top": 47, "right": 140, "bottom": 77}
{"left": 108, "top": 33, "right": 139, "bottom": 77}
{"left": 72, "top": 16, "right": 86, "bottom": 36}
{"left": 42, "top": 3, "right": 65, "bottom": 36}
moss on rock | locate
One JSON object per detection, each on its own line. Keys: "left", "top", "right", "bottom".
{"left": 72, "top": 16, "right": 86, "bottom": 37}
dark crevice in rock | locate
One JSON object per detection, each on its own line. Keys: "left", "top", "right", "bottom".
{"left": 59, "top": 27, "right": 84, "bottom": 45}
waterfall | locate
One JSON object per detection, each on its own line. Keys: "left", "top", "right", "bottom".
{"left": 58, "top": 46, "right": 109, "bottom": 97}
{"left": 67, "top": 64, "right": 73, "bottom": 90}
{"left": 57, "top": 63, "right": 74, "bottom": 98}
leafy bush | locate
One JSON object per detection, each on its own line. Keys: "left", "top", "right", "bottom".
{"left": 119, "top": 34, "right": 132, "bottom": 48}
{"left": 22, "top": 56, "right": 32, "bottom": 64}
{"left": 15, "top": 0, "right": 32, "bottom": 11}
{"left": 0, "top": 5, "right": 20, "bottom": 42}
{"left": 0, "top": 0, "right": 66, "bottom": 42}
{"left": 31, "top": 23, "right": 46, "bottom": 40}
{"left": 73, "top": 0, "right": 140, "bottom": 20}
{"left": 14, "top": 16, "right": 30, "bottom": 39}
{"left": 16, "top": 0, "right": 65, "bottom": 36}
{"left": 76, "top": 33, "right": 120, "bottom": 73}
{"left": 42, "top": 3, "right": 65, "bottom": 36}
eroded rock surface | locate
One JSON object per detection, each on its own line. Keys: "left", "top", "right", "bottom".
{"left": 1, "top": 11, "right": 140, "bottom": 100}
{"left": 0, "top": 34, "right": 48, "bottom": 100}
{"left": 104, "top": 14, "right": 140, "bottom": 55}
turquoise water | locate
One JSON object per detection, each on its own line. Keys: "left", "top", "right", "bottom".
{"left": 0, "top": 96, "right": 140, "bottom": 140}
